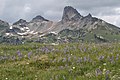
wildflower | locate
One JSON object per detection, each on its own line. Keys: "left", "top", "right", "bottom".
{"left": 65, "top": 64, "right": 68, "bottom": 67}
{"left": 72, "top": 67, "right": 75, "bottom": 69}
{"left": 28, "top": 52, "right": 32, "bottom": 59}
{"left": 26, "top": 62, "right": 29, "bottom": 65}
{"left": 84, "top": 56, "right": 87, "bottom": 62}
{"left": 68, "top": 56, "right": 71, "bottom": 62}
{"left": 74, "top": 56, "right": 77, "bottom": 60}
{"left": 87, "top": 56, "right": 91, "bottom": 62}
{"left": 103, "top": 63, "right": 107, "bottom": 66}
{"left": 103, "top": 69, "right": 106, "bottom": 72}
{"left": 62, "top": 58, "right": 66, "bottom": 62}
{"left": 96, "top": 68, "right": 102, "bottom": 76}
{"left": 116, "top": 54, "right": 119, "bottom": 60}
{"left": 105, "top": 70, "right": 110, "bottom": 75}
{"left": 76, "top": 57, "right": 82, "bottom": 63}
{"left": 109, "top": 56, "right": 115, "bottom": 64}
{"left": 98, "top": 55, "right": 104, "bottom": 60}
{"left": 17, "top": 50, "right": 21, "bottom": 56}
{"left": 105, "top": 75, "right": 110, "bottom": 80}
{"left": 16, "top": 50, "right": 22, "bottom": 59}
{"left": 83, "top": 48, "right": 87, "bottom": 52}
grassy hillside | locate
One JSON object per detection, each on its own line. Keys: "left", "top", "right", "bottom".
{"left": 0, "top": 43, "right": 120, "bottom": 80}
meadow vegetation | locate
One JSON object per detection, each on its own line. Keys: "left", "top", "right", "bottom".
{"left": 0, "top": 42, "right": 120, "bottom": 80}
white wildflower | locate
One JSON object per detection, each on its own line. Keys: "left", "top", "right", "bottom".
{"left": 72, "top": 67, "right": 75, "bottom": 69}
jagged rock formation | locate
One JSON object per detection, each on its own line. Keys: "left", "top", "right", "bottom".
{"left": 62, "top": 6, "right": 82, "bottom": 22}
{"left": 0, "top": 6, "right": 120, "bottom": 43}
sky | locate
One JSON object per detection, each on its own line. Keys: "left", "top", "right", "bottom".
{"left": 0, "top": 0, "right": 120, "bottom": 27}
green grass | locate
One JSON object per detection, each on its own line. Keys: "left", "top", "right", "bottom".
{"left": 0, "top": 42, "right": 120, "bottom": 80}
{"left": 83, "top": 29, "right": 120, "bottom": 42}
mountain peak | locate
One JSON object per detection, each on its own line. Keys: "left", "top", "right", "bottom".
{"left": 13, "top": 19, "right": 27, "bottom": 25}
{"left": 87, "top": 13, "right": 92, "bottom": 18}
{"left": 64, "top": 6, "right": 75, "bottom": 11}
{"left": 32, "top": 15, "right": 49, "bottom": 22}
{"left": 82, "top": 13, "right": 93, "bottom": 21}
{"left": 62, "top": 6, "right": 82, "bottom": 22}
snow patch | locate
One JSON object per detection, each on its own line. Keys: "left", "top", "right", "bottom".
{"left": 49, "top": 31, "right": 57, "bottom": 35}
{"left": 6, "top": 33, "right": 10, "bottom": 36}
{"left": 10, "top": 26, "right": 13, "bottom": 29}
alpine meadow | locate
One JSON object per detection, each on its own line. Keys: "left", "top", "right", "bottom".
{"left": 0, "top": 0, "right": 120, "bottom": 80}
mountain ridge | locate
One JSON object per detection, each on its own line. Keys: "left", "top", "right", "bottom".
{"left": 0, "top": 6, "right": 120, "bottom": 44}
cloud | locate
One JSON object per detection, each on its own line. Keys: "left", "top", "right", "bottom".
{"left": 0, "top": 0, "right": 120, "bottom": 27}
{"left": 24, "top": 4, "right": 31, "bottom": 13}
{"left": 115, "top": 8, "right": 120, "bottom": 14}
{"left": 0, "top": 0, "right": 6, "bottom": 15}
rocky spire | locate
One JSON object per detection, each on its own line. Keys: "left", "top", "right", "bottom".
{"left": 85, "top": 13, "right": 92, "bottom": 18}
{"left": 81, "top": 13, "right": 93, "bottom": 21}
{"left": 62, "top": 6, "right": 82, "bottom": 22}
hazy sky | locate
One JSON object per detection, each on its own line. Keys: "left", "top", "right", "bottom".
{"left": 0, "top": 0, "right": 120, "bottom": 27}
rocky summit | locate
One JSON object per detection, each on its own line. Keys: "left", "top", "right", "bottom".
{"left": 62, "top": 6, "right": 82, "bottom": 22}
{"left": 32, "top": 15, "right": 49, "bottom": 22}
{"left": 0, "top": 6, "right": 120, "bottom": 44}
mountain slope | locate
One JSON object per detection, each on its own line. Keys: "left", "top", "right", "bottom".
{"left": 0, "top": 20, "right": 9, "bottom": 34}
